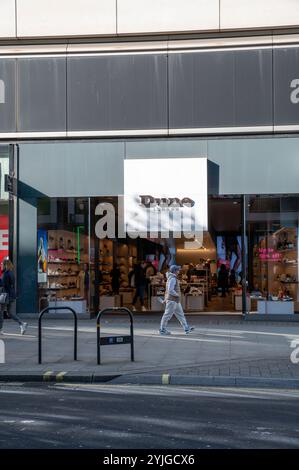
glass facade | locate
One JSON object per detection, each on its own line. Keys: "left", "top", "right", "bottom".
{"left": 11, "top": 136, "right": 298, "bottom": 317}
{"left": 36, "top": 193, "right": 299, "bottom": 316}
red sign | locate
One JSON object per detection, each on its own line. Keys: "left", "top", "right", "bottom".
{"left": 258, "top": 248, "right": 281, "bottom": 261}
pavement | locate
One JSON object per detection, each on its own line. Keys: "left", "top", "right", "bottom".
{"left": 1, "top": 314, "right": 299, "bottom": 388}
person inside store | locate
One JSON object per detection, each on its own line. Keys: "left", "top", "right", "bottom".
{"left": 218, "top": 263, "right": 229, "bottom": 297}
{"left": 0, "top": 258, "right": 28, "bottom": 335}
{"left": 159, "top": 265, "right": 195, "bottom": 335}
{"left": 110, "top": 263, "right": 120, "bottom": 295}
{"left": 229, "top": 268, "right": 237, "bottom": 289}
{"left": 131, "top": 261, "right": 147, "bottom": 311}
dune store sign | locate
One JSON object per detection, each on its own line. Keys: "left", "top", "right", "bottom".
{"left": 94, "top": 158, "right": 208, "bottom": 244}
{"left": 123, "top": 158, "right": 208, "bottom": 243}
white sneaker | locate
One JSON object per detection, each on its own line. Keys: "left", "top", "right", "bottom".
{"left": 141, "top": 306, "right": 147, "bottom": 312}
{"left": 132, "top": 306, "right": 137, "bottom": 312}
{"left": 20, "top": 322, "right": 28, "bottom": 335}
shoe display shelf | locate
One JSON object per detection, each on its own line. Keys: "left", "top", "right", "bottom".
{"left": 252, "top": 227, "right": 298, "bottom": 313}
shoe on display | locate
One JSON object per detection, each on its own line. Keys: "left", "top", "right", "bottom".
{"left": 185, "top": 326, "right": 195, "bottom": 334}
{"left": 132, "top": 306, "right": 137, "bottom": 311}
{"left": 20, "top": 322, "right": 28, "bottom": 335}
{"left": 67, "top": 239, "right": 74, "bottom": 250}
{"left": 159, "top": 329, "right": 171, "bottom": 336}
{"left": 141, "top": 306, "right": 147, "bottom": 311}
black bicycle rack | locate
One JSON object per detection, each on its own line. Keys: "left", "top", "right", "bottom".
{"left": 96, "top": 307, "right": 134, "bottom": 365}
{"left": 38, "top": 306, "right": 78, "bottom": 364}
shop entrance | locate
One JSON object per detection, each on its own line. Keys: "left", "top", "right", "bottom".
{"left": 208, "top": 195, "right": 244, "bottom": 313}
{"left": 174, "top": 196, "right": 243, "bottom": 313}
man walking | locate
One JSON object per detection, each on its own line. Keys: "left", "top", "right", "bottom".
{"left": 159, "top": 265, "right": 194, "bottom": 335}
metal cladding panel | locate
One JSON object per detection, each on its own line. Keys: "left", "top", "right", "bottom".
{"left": 17, "top": 58, "right": 66, "bottom": 132}
{"left": 18, "top": 141, "right": 124, "bottom": 198}
{"left": 169, "top": 49, "right": 273, "bottom": 128}
{"left": 67, "top": 54, "right": 168, "bottom": 131}
{"left": 208, "top": 137, "right": 299, "bottom": 195}
{"left": 0, "top": 59, "right": 16, "bottom": 132}
{"left": 274, "top": 47, "right": 299, "bottom": 126}
{"left": 234, "top": 49, "right": 272, "bottom": 126}
{"left": 1, "top": 46, "right": 299, "bottom": 134}
{"left": 169, "top": 51, "right": 235, "bottom": 128}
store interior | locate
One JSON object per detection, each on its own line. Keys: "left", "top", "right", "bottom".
{"left": 37, "top": 195, "right": 299, "bottom": 315}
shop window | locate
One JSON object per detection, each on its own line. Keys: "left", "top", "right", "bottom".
{"left": 247, "top": 195, "right": 299, "bottom": 315}
{"left": 37, "top": 198, "right": 90, "bottom": 314}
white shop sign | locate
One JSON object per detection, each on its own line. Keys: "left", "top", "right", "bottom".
{"left": 124, "top": 158, "right": 208, "bottom": 239}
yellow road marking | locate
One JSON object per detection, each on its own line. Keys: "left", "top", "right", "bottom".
{"left": 56, "top": 372, "right": 66, "bottom": 382}
{"left": 162, "top": 374, "right": 170, "bottom": 385}
{"left": 43, "top": 371, "right": 53, "bottom": 381}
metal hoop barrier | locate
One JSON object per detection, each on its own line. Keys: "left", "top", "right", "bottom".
{"left": 38, "top": 306, "right": 78, "bottom": 364}
{"left": 96, "top": 307, "right": 134, "bottom": 365}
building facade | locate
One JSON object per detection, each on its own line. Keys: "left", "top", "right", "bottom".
{"left": 0, "top": 1, "right": 299, "bottom": 316}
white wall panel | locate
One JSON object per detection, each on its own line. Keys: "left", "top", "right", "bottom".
{"left": 16, "top": 0, "right": 116, "bottom": 37}
{"left": 117, "top": 0, "right": 219, "bottom": 34}
{"left": 0, "top": 0, "right": 16, "bottom": 38}
{"left": 221, "top": 0, "right": 299, "bottom": 30}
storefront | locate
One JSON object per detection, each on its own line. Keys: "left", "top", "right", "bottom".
{"left": 33, "top": 195, "right": 299, "bottom": 316}
{"left": 9, "top": 137, "right": 297, "bottom": 317}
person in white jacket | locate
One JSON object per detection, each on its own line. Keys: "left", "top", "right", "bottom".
{"left": 159, "top": 265, "right": 195, "bottom": 335}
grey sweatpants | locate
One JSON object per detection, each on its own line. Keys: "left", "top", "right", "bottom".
{"left": 160, "top": 300, "right": 189, "bottom": 331}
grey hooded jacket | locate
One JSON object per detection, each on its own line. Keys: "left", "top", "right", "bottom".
{"left": 164, "top": 272, "right": 181, "bottom": 303}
